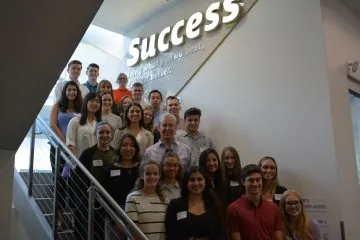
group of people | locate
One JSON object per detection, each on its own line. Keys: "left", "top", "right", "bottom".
{"left": 50, "top": 60, "right": 322, "bottom": 240}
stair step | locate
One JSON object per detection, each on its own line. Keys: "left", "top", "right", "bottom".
{"left": 20, "top": 171, "right": 53, "bottom": 185}
{"left": 35, "top": 198, "right": 53, "bottom": 214}
{"left": 44, "top": 212, "right": 73, "bottom": 227}
{"left": 32, "top": 184, "right": 54, "bottom": 198}
{"left": 58, "top": 230, "right": 75, "bottom": 240}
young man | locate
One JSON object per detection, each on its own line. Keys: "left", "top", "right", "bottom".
{"left": 113, "top": 73, "right": 132, "bottom": 104}
{"left": 227, "top": 164, "right": 283, "bottom": 240}
{"left": 148, "top": 89, "right": 164, "bottom": 127}
{"left": 143, "top": 113, "right": 191, "bottom": 170}
{"left": 176, "top": 107, "right": 213, "bottom": 165}
{"left": 131, "top": 82, "right": 146, "bottom": 106}
{"left": 165, "top": 96, "right": 186, "bottom": 131}
{"left": 83, "top": 63, "right": 99, "bottom": 92}
{"left": 54, "top": 60, "right": 89, "bottom": 102}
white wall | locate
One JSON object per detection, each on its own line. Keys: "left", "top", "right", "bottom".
{"left": 10, "top": 206, "right": 30, "bottom": 240}
{"left": 180, "top": 0, "right": 343, "bottom": 238}
{"left": 321, "top": 0, "right": 360, "bottom": 239}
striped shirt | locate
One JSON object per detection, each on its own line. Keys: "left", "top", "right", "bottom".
{"left": 125, "top": 191, "right": 169, "bottom": 240}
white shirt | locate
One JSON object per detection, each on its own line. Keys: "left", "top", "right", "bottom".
{"left": 66, "top": 116, "right": 97, "bottom": 157}
{"left": 54, "top": 80, "right": 89, "bottom": 103}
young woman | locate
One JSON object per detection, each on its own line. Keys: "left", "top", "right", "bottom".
{"left": 66, "top": 92, "right": 102, "bottom": 157}
{"left": 221, "top": 146, "right": 243, "bottom": 204}
{"left": 199, "top": 148, "right": 226, "bottom": 205}
{"left": 117, "top": 95, "right": 134, "bottom": 122}
{"left": 143, "top": 104, "right": 161, "bottom": 143}
{"left": 280, "top": 190, "right": 322, "bottom": 240}
{"left": 111, "top": 102, "right": 153, "bottom": 156}
{"left": 97, "top": 79, "right": 113, "bottom": 95}
{"left": 113, "top": 73, "right": 132, "bottom": 105}
{"left": 165, "top": 166, "right": 226, "bottom": 240}
{"left": 101, "top": 91, "right": 122, "bottom": 131}
{"left": 97, "top": 80, "right": 118, "bottom": 115}
{"left": 104, "top": 133, "right": 140, "bottom": 208}
{"left": 50, "top": 81, "right": 82, "bottom": 230}
{"left": 160, "top": 150, "right": 182, "bottom": 200}
{"left": 258, "top": 156, "right": 287, "bottom": 206}
{"left": 73, "top": 122, "right": 116, "bottom": 240}
{"left": 125, "top": 160, "right": 168, "bottom": 240}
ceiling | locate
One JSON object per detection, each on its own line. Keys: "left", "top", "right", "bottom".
{"left": 342, "top": 0, "right": 360, "bottom": 17}
{"left": 92, "top": 0, "right": 179, "bottom": 36}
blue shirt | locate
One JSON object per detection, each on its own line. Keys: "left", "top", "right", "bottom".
{"left": 143, "top": 139, "right": 192, "bottom": 170}
{"left": 83, "top": 81, "right": 98, "bottom": 93}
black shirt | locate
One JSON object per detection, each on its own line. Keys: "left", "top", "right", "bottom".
{"left": 165, "top": 197, "right": 225, "bottom": 240}
{"left": 103, "top": 163, "right": 139, "bottom": 207}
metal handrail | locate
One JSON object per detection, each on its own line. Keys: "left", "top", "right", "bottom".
{"left": 35, "top": 116, "right": 148, "bottom": 240}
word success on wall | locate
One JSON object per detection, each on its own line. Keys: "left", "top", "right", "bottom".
{"left": 127, "top": 0, "right": 244, "bottom": 67}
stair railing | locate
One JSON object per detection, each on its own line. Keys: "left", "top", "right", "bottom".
{"left": 25, "top": 116, "right": 148, "bottom": 240}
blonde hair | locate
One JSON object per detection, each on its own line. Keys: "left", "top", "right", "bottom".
{"left": 280, "top": 190, "right": 313, "bottom": 240}
{"left": 258, "top": 156, "right": 279, "bottom": 197}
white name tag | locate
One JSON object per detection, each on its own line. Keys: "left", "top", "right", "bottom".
{"left": 92, "top": 159, "right": 103, "bottom": 167}
{"left": 110, "top": 169, "right": 121, "bottom": 177}
{"left": 177, "top": 211, "right": 187, "bottom": 221}
{"left": 230, "top": 181, "right": 240, "bottom": 187}
{"left": 274, "top": 194, "right": 282, "bottom": 201}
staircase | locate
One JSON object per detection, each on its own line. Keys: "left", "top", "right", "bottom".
{"left": 19, "top": 171, "right": 75, "bottom": 240}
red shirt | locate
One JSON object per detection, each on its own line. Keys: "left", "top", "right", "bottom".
{"left": 113, "top": 88, "right": 132, "bottom": 104}
{"left": 227, "top": 196, "right": 282, "bottom": 240}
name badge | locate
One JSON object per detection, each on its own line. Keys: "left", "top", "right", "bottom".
{"left": 230, "top": 181, "right": 240, "bottom": 187}
{"left": 177, "top": 211, "right": 187, "bottom": 221}
{"left": 92, "top": 159, "right": 103, "bottom": 167}
{"left": 274, "top": 194, "right": 282, "bottom": 201}
{"left": 110, "top": 169, "right": 121, "bottom": 177}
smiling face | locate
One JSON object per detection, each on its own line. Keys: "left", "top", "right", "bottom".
{"left": 117, "top": 73, "right": 128, "bottom": 88}
{"left": 99, "top": 82, "right": 112, "bottom": 94}
{"left": 128, "top": 105, "right": 142, "bottom": 123}
{"left": 143, "top": 163, "right": 160, "bottom": 188}
{"left": 206, "top": 152, "right": 219, "bottom": 173}
{"left": 163, "top": 156, "right": 179, "bottom": 179}
{"left": 166, "top": 98, "right": 180, "bottom": 117}
{"left": 101, "top": 93, "right": 113, "bottom": 112}
{"left": 143, "top": 108, "right": 154, "bottom": 124}
{"left": 96, "top": 124, "right": 112, "bottom": 146}
{"left": 188, "top": 171, "right": 205, "bottom": 195}
{"left": 244, "top": 172, "right": 262, "bottom": 197}
{"left": 260, "top": 159, "right": 277, "bottom": 181}
{"left": 160, "top": 116, "right": 176, "bottom": 142}
{"left": 284, "top": 193, "right": 302, "bottom": 218}
{"left": 120, "top": 136, "right": 136, "bottom": 160}
{"left": 86, "top": 66, "right": 99, "bottom": 81}
{"left": 122, "top": 97, "right": 133, "bottom": 111}
{"left": 87, "top": 96, "right": 101, "bottom": 113}
{"left": 67, "top": 63, "right": 82, "bottom": 80}
{"left": 65, "top": 84, "right": 78, "bottom": 101}
{"left": 223, "top": 150, "right": 236, "bottom": 169}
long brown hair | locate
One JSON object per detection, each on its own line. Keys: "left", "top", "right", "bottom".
{"left": 258, "top": 156, "right": 279, "bottom": 197}
{"left": 221, "top": 146, "right": 242, "bottom": 183}
{"left": 280, "top": 190, "right": 313, "bottom": 240}
{"left": 143, "top": 105, "right": 155, "bottom": 133}
{"left": 133, "top": 160, "right": 166, "bottom": 202}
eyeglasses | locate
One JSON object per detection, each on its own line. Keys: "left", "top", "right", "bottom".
{"left": 164, "top": 163, "right": 179, "bottom": 168}
{"left": 285, "top": 200, "right": 301, "bottom": 206}
{"left": 119, "top": 77, "right": 126, "bottom": 80}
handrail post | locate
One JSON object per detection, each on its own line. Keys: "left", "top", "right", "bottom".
{"left": 340, "top": 221, "right": 346, "bottom": 240}
{"left": 88, "top": 186, "right": 96, "bottom": 240}
{"left": 28, "top": 121, "right": 36, "bottom": 197}
{"left": 52, "top": 145, "right": 61, "bottom": 239}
